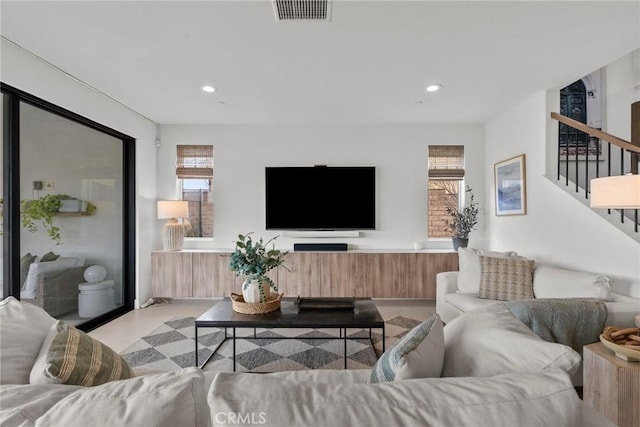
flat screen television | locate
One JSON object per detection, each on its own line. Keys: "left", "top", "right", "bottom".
{"left": 265, "top": 166, "right": 376, "bottom": 230}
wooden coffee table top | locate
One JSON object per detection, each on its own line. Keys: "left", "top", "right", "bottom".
{"left": 195, "top": 297, "right": 385, "bottom": 329}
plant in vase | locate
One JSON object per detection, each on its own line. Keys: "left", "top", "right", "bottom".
{"left": 19, "top": 194, "right": 97, "bottom": 245}
{"left": 229, "top": 233, "right": 288, "bottom": 303}
{"left": 443, "top": 186, "right": 479, "bottom": 251}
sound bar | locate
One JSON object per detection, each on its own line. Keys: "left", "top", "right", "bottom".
{"left": 293, "top": 243, "right": 348, "bottom": 252}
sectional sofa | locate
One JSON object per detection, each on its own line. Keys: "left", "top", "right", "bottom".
{"left": 0, "top": 296, "right": 614, "bottom": 426}
{"left": 436, "top": 248, "right": 640, "bottom": 328}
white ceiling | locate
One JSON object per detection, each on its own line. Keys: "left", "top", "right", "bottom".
{"left": 1, "top": 1, "right": 638, "bottom": 125}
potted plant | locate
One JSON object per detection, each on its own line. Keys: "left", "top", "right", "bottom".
{"left": 20, "top": 194, "right": 97, "bottom": 245}
{"left": 229, "top": 233, "right": 288, "bottom": 303}
{"left": 443, "top": 186, "right": 479, "bottom": 251}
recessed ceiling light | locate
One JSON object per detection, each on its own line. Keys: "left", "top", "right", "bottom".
{"left": 426, "top": 84, "right": 442, "bottom": 93}
{"left": 202, "top": 85, "right": 216, "bottom": 93}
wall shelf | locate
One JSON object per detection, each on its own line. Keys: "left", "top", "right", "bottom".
{"left": 55, "top": 212, "right": 91, "bottom": 217}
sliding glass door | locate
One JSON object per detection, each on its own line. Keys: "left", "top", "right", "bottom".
{"left": 2, "top": 84, "right": 135, "bottom": 331}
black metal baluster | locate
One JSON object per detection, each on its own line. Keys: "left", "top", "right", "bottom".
{"left": 585, "top": 135, "right": 589, "bottom": 199}
{"left": 620, "top": 147, "right": 625, "bottom": 223}
{"left": 607, "top": 143, "right": 612, "bottom": 216}
{"left": 557, "top": 129, "right": 561, "bottom": 181}
{"left": 575, "top": 132, "right": 579, "bottom": 193}
{"left": 634, "top": 154, "right": 639, "bottom": 233}
{"left": 595, "top": 138, "right": 600, "bottom": 178}
{"left": 565, "top": 133, "right": 570, "bottom": 187}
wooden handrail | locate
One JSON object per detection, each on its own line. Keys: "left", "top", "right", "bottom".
{"left": 550, "top": 112, "right": 640, "bottom": 154}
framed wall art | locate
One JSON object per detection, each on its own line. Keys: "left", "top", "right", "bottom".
{"left": 494, "top": 154, "right": 527, "bottom": 216}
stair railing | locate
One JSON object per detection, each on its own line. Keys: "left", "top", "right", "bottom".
{"left": 550, "top": 111, "right": 640, "bottom": 233}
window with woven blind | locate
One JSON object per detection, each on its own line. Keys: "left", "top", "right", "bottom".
{"left": 176, "top": 145, "right": 214, "bottom": 178}
{"left": 428, "top": 145, "right": 465, "bottom": 239}
{"left": 176, "top": 145, "right": 214, "bottom": 238}
{"left": 428, "top": 145, "right": 465, "bottom": 179}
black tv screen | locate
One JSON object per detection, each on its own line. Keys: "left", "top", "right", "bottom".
{"left": 265, "top": 166, "right": 376, "bottom": 230}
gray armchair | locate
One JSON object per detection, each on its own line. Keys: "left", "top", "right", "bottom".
{"left": 22, "top": 266, "right": 85, "bottom": 318}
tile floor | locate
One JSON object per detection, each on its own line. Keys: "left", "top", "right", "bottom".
{"left": 89, "top": 298, "right": 436, "bottom": 353}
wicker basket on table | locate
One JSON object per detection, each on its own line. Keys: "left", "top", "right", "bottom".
{"left": 231, "top": 292, "right": 283, "bottom": 314}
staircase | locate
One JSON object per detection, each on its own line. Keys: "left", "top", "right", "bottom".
{"left": 550, "top": 107, "right": 640, "bottom": 243}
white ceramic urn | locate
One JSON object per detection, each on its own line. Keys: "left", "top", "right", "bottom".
{"left": 242, "top": 277, "right": 271, "bottom": 303}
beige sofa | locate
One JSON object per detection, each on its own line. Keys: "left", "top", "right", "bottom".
{"left": 0, "top": 297, "right": 615, "bottom": 427}
{"left": 436, "top": 248, "right": 640, "bottom": 328}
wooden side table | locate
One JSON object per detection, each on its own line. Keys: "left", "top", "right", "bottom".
{"left": 584, "top": 342, "right": 640, "bottom": 427}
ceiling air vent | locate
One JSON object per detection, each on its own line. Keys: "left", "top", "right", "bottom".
{"left": 272, "top": 0, "right": 332, "bottom": 22}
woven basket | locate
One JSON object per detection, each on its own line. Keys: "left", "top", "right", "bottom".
{"left": 231, "top": 292, "right": 283, "bottom": 315}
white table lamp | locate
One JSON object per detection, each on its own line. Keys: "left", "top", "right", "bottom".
{"left": 158, "top": 200, "right": 189, "bottom": 251}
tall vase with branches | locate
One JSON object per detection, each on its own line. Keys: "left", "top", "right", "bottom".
{"left": 443, "top": 186, "right": 479, "bottom": 250}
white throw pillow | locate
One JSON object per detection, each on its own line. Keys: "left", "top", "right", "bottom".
{"left": 35, "top": 368, "right": 209, "bottom": 427}
{"left": 369, "top": 314, "right": 444, "bottom": 383}
{"left": 0, "top": 297, "right": 56, "bottom": 384}
{"left": 533, "top": 264, "right": 612, "bottom": 300}
{"left": 457, "top": 247, "right": 518, "bottom": 293}
{"left": 441, "top": 303, "right": 581, "bottom": 378}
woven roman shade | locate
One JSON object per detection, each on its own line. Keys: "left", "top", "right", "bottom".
{"left": 176, "top": 145, "right": 213, "bottom": 178}
{"left": 428, "top": 145, "right": 465, "bottom": 179}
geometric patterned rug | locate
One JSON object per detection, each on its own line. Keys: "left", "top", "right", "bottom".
{"left": 120, "top": 315, "right": 422, "bottom": 373}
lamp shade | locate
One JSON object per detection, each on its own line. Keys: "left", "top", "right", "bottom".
{"left": 157, "top": 200, "right": 189, "bottom": 219}
{"left": 590, "top": 175, "right": 640, "bottom": 209}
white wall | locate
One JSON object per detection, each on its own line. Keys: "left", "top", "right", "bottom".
{"left": 485, "top": 90, "right": 640, "bottom": 298}
{"left": 158, "top": 124, "right": 486, "bottom": 252}
{"left": 1, "top": 39, "right": 158, "bottom": 307}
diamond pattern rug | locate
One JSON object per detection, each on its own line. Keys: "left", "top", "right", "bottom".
{"left": 120, "top": 315, "right": 422, "bottom": 373}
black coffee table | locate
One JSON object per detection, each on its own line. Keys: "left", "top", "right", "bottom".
{"left": 194, "top": 297, "right": 385, "bottom": 371}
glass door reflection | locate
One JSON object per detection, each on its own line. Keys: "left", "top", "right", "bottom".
{"left": 18, "top": 101, "right": 124, "bottom": 325}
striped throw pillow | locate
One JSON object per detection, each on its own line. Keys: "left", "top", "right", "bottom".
{"left": 369, "top": 314, "right": 444, "bottom": 384}
{"left": 30, "top": 321, "right": 133, "bottom": 386}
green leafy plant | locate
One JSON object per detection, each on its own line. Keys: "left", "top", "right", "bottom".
{"left": 21, "top": 194, "right": 68, "bottom": 244}
{"left": 443, "top": 186, "right": 479, "bottom": 239}
{"left": 229, "top": 233, "right": 289, "bottom": 300}
{"left": 20, "top": 194, "right": 97, "bottom": 245}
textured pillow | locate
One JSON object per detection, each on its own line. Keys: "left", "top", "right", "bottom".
{"left": 457, "top": 247, "right": 518, "bottom": 293}
{"left": 39, "top": 251, "right": 60, "bottom": 262}
{"left": 369, "top": 314, "right": 444, "bottom": 383}
{"left": 477, "top": 255, "right": 535, "bottom": 301}
{"left": 34, "top": 368, "right": 209, "bottom": 427}
{"left": 20, "top": 253, "right": 37, "bottom": 290}
{"left": 30, "top": 321, "right": 134, "bottom": 386}
{"left": 0, "top": 297, "right": 56, "bottom": 384}
{"left": 442, "top": 304, "right": 581, "bottom": 378}
{"left": 533, "top": 264, "right": 611, "bottom": 300}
